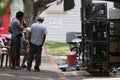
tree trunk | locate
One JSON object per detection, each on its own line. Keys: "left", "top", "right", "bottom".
{"left": 23, "top": 0, "right": 34, "bottom": 27}
{"left": 22, "top": 0, "right": 59, "bottom": 27}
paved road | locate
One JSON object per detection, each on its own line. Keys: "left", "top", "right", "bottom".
{"left": 53, "top": 55, "right": 120, "bottom": 80}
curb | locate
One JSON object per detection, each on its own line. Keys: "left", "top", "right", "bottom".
{"left": 48, "top": 54, "right": 69, "bottom": 80}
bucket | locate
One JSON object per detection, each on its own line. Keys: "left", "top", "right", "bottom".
{"left": 67, "top": 52, "right": 77, "bottom": 66}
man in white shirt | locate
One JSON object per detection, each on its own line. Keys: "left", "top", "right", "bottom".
{"left": 27, "top": 16, "right": 47, "bottom": 71}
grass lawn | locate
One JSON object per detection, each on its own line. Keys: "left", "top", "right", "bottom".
{"left": 44, "top": 41, "right": 70, "bottom": 55}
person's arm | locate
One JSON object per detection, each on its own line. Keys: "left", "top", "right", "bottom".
{"left": 42, "top": 34, "right": 46, "bottom": 46}
{"left": 42, "top": 26, "right": 47, "bottom": 46}
{"left": 19, "top": 19, "right": 27, "bottom": 31}
{"left": 15, "top": 19, "right": 23, "bottom": 32}
{"left": 23, "top": 20, "right": 27, "bottom": 28}
{"left": 21, "top": 20, "right": 27, "bottom": 28}
{"left": 20, "top": 26, "right": 24, "bottom": 31}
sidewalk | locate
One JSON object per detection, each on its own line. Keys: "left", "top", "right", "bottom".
{"left": 0, "top": 47, "right": 69, "bottom": 80}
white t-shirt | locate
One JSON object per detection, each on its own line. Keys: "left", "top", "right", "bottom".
{"left": 10, "top": 18, "right": 21, "bottom": 38}
{"left": 30, "top": 22, "right": 47, "bottom": 45}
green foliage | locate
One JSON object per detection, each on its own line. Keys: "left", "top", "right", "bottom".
{"left": 0, "top": 1, "right": 6, "bottom": 16}
{"left": 44, "top": 41, "right": 70, "bottom": 55}
{"left": 0, "top": 0, "right": 13, "bottom": 16}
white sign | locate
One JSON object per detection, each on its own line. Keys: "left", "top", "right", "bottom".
{"left": 49, "top": 18, "right": 62, "bottom": 28}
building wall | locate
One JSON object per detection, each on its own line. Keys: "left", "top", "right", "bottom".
{"left": 41, "top": 0, "right": 81, "bottom": 43}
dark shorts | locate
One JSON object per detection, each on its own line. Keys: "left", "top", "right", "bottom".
{"left": 10, "top": 35, "right": 21, "bottom": 54}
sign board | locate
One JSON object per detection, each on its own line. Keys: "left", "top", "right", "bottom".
{"left": 49, "top": 18, "right": 62, "bottom": 28}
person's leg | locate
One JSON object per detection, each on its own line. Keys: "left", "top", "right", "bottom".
{"left": 9, "top": 39, "right": 17, "bottom": 69}
{"left": 11, "top": 53, "right": 17, "bottom": 69}
{"left": 1, "top": 54, "right": 4, "bottom": 67}
{"left": 15, "top": 36, "right": 21, "bottom": 68}
{"left": 21, "top": 51, "right": 28, "bottom": 68}
{"left": 5, "top": 54, "right": 8, "bottom": 67}
{"left": 8, "top": 53, "right": 12, "bottom": 68}
{"left": 34, "top": 45, "right": 42, "bottom": 70}
{"left": 16, "top": 54, "right": 20, "bottom": 67}
{"left": 27, "top": 43, "right": 35, "bottom": 70}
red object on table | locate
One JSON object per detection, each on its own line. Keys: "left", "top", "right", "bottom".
{"left": 67, "top": 52, "right": 77, "bottom": 66}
